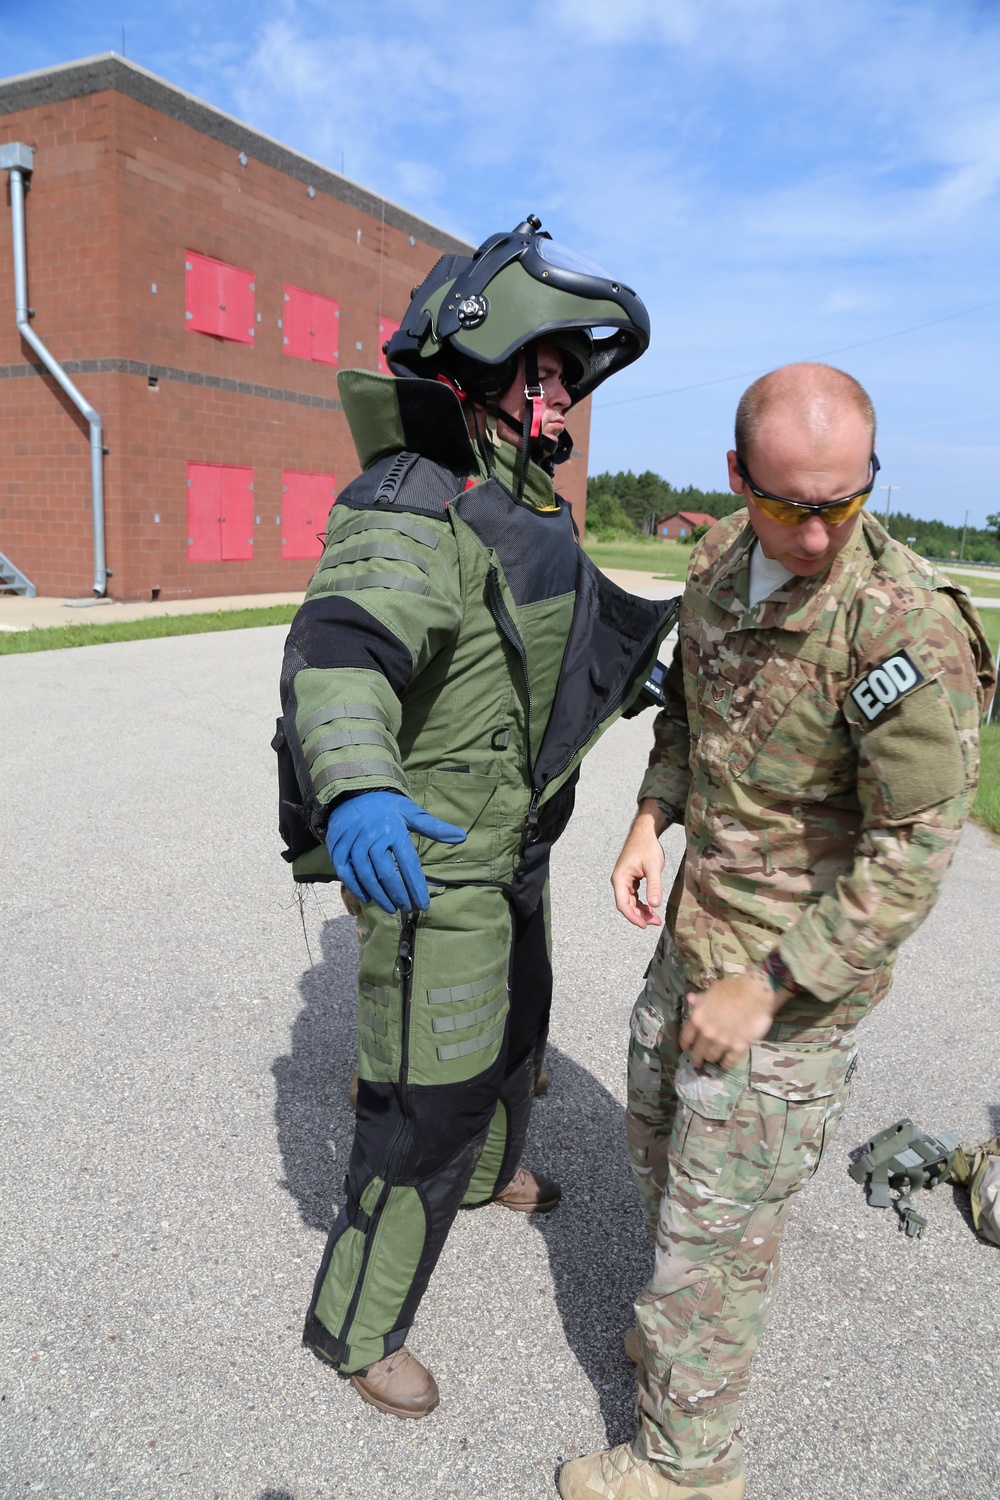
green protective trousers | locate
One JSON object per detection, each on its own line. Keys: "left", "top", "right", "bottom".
{"left": 303, "top": 877, "right": 553, "bottom": 1374}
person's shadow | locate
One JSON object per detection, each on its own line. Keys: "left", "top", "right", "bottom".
{"left": 271, "top": 914, "right": 649, "bottom": 1439}
{"left": 271, "top": 911, "right": 360, "bottom": 1233}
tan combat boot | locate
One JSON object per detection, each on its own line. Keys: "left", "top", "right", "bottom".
{"left": 558, "top": 1444, "right": 745, "bottom": 1500}
{"left": 491, "top": 1167, "right": 561, "bottom": 1213}
{"left": 350, "top": 1346, "right": 440, "bottom": 1419}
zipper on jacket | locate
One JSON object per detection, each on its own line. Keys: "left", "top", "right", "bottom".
{"left": 485, "top": 564, "right": 539, "bottom": 803}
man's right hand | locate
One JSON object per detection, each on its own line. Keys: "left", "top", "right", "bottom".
{"left": 611, "top": 799, "right": 668, "bottom": 928}
{"left": 325, "top": 791, "right": 466, "bottom": 915}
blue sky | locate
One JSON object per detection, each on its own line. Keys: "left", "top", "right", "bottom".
{"left": 3, "top": 0, "right": 1000, "bottom": 525}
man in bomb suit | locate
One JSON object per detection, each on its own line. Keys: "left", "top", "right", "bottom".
{"left": 275, "top": 217, "right": 678, "bottom": 1418}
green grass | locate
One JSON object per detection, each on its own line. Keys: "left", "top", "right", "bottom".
{"left": 942, "top": 570, "right": 1000, "bottom": 599}
{"left": 974, "top": 724, "right": 1000, "bottom": 834}
{"left": 0, "top": 604, "right": 298, "bottom": 655}
{"left": 978, "top": 606, "right": 1000, "bottom": 660}
{"left": 972, "top": 609, "right": 1000, "bottom": 833}
{"left": 583, "top": 536, "right": 690, "bottom": 579}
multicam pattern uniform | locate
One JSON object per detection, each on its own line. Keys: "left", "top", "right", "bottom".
{"left": 628, "top": 510, "right": 994, "bottom": 1484}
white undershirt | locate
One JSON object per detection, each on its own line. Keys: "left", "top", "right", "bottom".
{"left": 748, "top": 542, "right": 795, "bottom": 607}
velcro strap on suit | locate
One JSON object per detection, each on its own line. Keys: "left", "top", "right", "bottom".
{"left": 298, "top": 701, "right": 392, "bottom": 741}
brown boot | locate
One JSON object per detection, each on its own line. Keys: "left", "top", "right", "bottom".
{"left": 349, "top": 1346, "right": 439, "bottom": 1419}
{"left": 492, "top": 1167, "right": 561, "bottom": 1213}
{"left": 348, "top": 1069, "right": 359, "bottom": 1109}
{"left": 558, "top": 1444, "right": 745, "bottom": 1499}
{"left": 533, "top": 1059, "right": 551, "bottom": 1096}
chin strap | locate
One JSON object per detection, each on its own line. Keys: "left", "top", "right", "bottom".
{"left": 438, "top": 372, "right": 494, "bottom": 476}
{"left": 500, "top": 343, "right": 541, "bottom": 501}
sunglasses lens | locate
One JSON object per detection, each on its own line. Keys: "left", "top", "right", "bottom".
{"left": 753, "top": 490, "right": 870, "bottom": 526}
{"left": 753, "top": 494, "right": 803, "bottom": 526}
{"left": 822, "top": 492, "right": 869, "bottom": 525}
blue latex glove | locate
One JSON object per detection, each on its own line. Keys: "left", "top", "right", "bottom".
{"left": 325, "top": 790, "right": 466, "bottom": 914}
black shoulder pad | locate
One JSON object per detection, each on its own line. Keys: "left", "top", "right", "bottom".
{"left": 337, "top": 452, "right": 467, "bottom": 518}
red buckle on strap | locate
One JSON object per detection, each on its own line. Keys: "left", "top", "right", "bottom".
{"left": 525, "top": 383, "right": 544, "bottom": 439}
{"left": 436, "top": 373, "right": 467, "bottom": 402}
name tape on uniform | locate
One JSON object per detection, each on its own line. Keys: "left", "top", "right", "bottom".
{"left": 850, "top": 648, "right": 926, "bottom": 723}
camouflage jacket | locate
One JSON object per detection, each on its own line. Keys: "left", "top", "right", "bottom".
{"left": 639, "top": 511, "right": 995, "bottom": 1027}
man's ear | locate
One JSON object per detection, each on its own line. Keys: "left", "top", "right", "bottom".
{"left": 726, "top": 450, "right": 744, "bottom": 497}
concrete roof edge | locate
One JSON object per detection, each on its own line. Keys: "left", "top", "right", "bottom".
{"left": 0, "top": 53, "right": 474, "bottom": 256}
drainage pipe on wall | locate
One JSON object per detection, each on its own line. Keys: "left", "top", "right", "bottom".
{"left": 2, "top": 142, "right": 108, "bottom": 596}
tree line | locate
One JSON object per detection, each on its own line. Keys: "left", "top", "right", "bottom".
{"left": 586, "top": 468, "right": 1000, "bottom": 563}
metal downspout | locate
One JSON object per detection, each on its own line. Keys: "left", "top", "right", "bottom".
{"left": 2, "top": 143, "right": 108, "bottom": 596}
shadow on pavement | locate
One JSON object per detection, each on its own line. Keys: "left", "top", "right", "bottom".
{"left": 272, "top": 912, "right": 359, "bottom": 1233}
{"left": 270, "top": 917, "right": 647, "bottom": 1442}
{"left": 530, "top": 1045, "right": 648, "bottom": 1445}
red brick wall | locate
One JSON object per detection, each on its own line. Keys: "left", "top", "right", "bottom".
{"left": 0, "top": 79, "right": 590, "bottom": 599}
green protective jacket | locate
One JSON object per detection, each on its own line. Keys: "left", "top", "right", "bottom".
{"left": 276, "top": 370, "right": 677, "bottom": 900}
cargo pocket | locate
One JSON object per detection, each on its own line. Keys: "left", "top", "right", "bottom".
{"left": 405, "top": 887, "right": 512, "bottom": 1088}
{"left": 721, "top": 1037, "right": 858, "bottom": 1203}
{"left": 663, "top": 1356, "right": 752, "bottom": 1419}
{"left": 629, "top": 993, "right": 666, "bottom": 1098}
{"left": 416, "top": 768, "right": 499, "bottom": 881}
{"left": 670, "top": 1054, "right": 747, "bottom": 1186}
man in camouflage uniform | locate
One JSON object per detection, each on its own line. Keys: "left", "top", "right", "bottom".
{"left": 559, "top": 362, "right": 994, "bottom": 1500}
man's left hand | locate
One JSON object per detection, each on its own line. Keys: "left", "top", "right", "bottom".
{"left": 680, "top": 970, "right": 788, "bottom": 1071}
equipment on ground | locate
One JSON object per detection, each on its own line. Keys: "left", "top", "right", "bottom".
{"left": 849, "top": 1118, "right": 1000, "bottom": 1243}
{"left": 848, "top": 1118, "right": 960, "bottom": 1238}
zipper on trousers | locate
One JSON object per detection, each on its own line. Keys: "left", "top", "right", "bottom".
{"left": 334, "top": 909, "right": 418, "bottom": 1358}
{"left": 396, "top": 911, "right": 417, "bottom": 1085}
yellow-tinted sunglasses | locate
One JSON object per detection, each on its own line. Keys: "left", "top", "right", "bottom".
{"left": 736, "top": 452, "right": 880, "bottom": 526}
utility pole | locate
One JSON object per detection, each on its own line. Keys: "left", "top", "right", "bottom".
{"left": 959, "top": 509, "right": 969, "bottom": 561}
{"left": 880, "top": 484, "right": 896, "bottom": 528}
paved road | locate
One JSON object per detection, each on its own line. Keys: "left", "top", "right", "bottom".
{"left": 1, "top": 629, "right": 998, "bottom": 1500}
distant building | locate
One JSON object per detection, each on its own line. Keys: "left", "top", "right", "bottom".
{"left": 654, "top": 509, "right": 717, "bottom": 540}
{"left": 0, "top": 54, "right": 593, "bottom": 600}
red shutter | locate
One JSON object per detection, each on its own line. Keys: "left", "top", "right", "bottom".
{"left": 219, "top": 466, "right": 255, "bottom": 561}
{"left": 187, "top": 462, "right": 222, "bottom": 561}
{"left": 188, "top": 463, "right": 253, "bottom": 561}
{"left": 378, "top": 317, "right": 400, "bottom": 374}
{"left": 282, "top": 470, "right": 336, "bottom": 559}
{"left": 284, "top": 285, "right": 339, "bottom": 365}
{"left": 283, "top": 284, "right": 313, "bottom": 359}
{"left": 186, "top": 251, "right": 254, "bottom": 344}
{"left": 311, "top": 293, "right": 339, "bottom": 366}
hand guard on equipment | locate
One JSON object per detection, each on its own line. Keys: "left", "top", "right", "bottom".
{"left": 324, "top": 791, "right": 466, "bottom": 914}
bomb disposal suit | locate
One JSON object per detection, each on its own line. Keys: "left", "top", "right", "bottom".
{"left": 275, "top": 220, "right": 677, "bottom": 1378}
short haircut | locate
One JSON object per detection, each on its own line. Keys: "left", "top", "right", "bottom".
{"left": 735, "top": 363, "right": 876, "bottom": 457}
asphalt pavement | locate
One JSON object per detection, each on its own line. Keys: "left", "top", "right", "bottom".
{"left": 1, "top": 626, "right": 998, "bottom": 1500}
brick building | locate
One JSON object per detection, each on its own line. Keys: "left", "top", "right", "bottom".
{"left": 654, "top": 509, "right": 717, "bottom": 540}
{"left": 0, "top": 54, "right": 592, "bottom": 600}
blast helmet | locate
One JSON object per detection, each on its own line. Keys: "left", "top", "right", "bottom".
{"left": 383, "top": 216, "right": 649, "bottom": 477}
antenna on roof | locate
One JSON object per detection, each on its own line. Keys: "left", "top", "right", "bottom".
{"left": 121, "top": 25, "right": 126, "bottom": 57}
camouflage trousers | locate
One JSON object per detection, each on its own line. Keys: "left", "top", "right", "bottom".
{"left": 627, "top": 933, "right": 858, "bottom": 1485}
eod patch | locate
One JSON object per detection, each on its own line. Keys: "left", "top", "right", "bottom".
{"left": 849, "top": 648, "right": 926, "bottom": 723}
